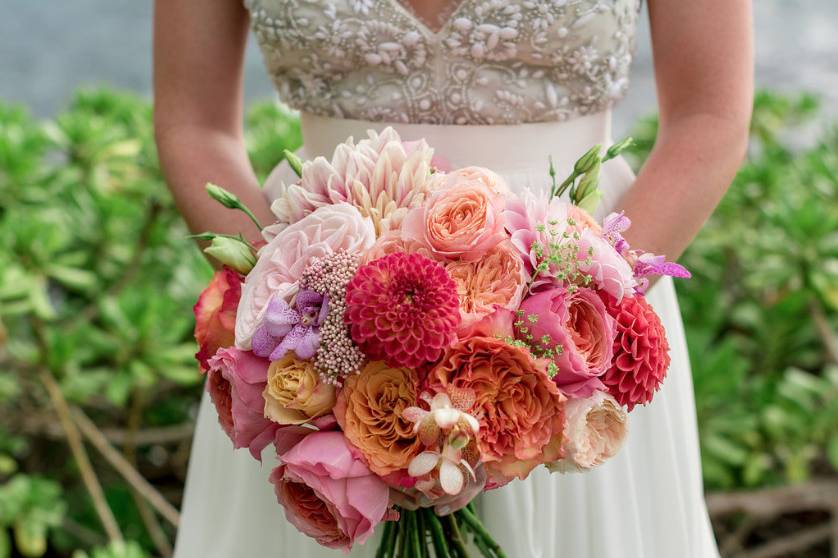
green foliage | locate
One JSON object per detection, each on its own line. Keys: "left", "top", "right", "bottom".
{"left": 72, "top": 541, "right": 149, "bottom": 558}
{"left": 627, "top": 90, "right": 838, "bottom": 489}
{"left": 0, "top": 88, "right": 300, "bottom": 556}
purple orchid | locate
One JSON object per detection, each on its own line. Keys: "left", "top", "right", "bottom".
{"left": 602, "top": 211, "right": 632, "bottom": 255}
{"left": 633, "top": 253, "right": 692, "bottom": 293}
{"left": 251, "top": 289, "right": 328, "bottom": 361}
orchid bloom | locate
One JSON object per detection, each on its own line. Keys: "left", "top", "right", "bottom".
{"left": 402, "top": 392, "right": 480, "bottom": 496}
{"left": 251, "top": 290, "right": 328, "bottom": 361}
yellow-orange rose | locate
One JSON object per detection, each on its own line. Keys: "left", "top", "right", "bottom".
{"left": 334, "top": 361, "right": 422, "bottom": 476}
{"left": 445, "top": 240, "right": 527, "bottom": 334}
{"left": 263, "top": 355, "right": 336, "bottom": 425}
{"left": 427, "top": 337, "right": 566, "bottom": 486}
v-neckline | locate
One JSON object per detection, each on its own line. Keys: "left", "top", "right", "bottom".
{"left": 388, "top": 0, "right": 469, "bottom": 36}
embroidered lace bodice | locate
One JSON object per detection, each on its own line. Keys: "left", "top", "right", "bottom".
{"left": 244, "top": 0, "right": 640, "bottom": 125}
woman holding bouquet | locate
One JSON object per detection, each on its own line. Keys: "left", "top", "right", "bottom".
{"left": 154, "top": 0, "right": 752, "bottom": 556}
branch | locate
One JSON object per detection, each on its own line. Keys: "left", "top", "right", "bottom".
{"left": 707, "top": 480, "right": 838, "bottom": 518}
{"left": 809, "top": 298, "right": 838, "bottom": 364}
{"left": 71, "top": 407, "right": 181, "bottom": 527}
{"left": 40, "top": 372, "right": 123, "bottom": 543}
{"left": 733, "top": 522, "right": 832, "bottom": 558}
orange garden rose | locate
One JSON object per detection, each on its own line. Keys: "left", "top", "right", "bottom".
{"left": 445, "top": 240, "right": 527, "bottom": 334}
{"left": 334, "top": 361, "right": 423, "bottom": 476}
{"left": 263, "top": 355, "right": 336, "bottom": 425}
{"left": 194, "top": 268, "right": 243, "bottom": 372}
{"left": 427, "top": 337, "right": 566, "bottom": 485}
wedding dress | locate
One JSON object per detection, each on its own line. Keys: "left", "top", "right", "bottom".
{"left": 174, "top": 1, "right": 719, "bottom": 556}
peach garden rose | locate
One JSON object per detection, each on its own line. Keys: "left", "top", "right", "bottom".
{"left": 403, "top": 166, "right": 509, "bottom": 261}
{"left": 263, "top": 355, "right": 336, "bottom": 425}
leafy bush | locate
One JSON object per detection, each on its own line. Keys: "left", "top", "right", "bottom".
{"left": 0, "top": 88, "right": 300, "bottom": 556}
{"left": 627, "top": 91, "right": 838, "bottom": 490}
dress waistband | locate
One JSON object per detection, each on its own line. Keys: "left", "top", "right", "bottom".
{"left": 299, "top": 111, "right": 614, "bottom": 175}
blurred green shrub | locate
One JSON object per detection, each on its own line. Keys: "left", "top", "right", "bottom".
{"left": 627, "top": 91, "right": 838, "bottom": 490}
{"left": 0, "top": 88, "right": 300, "bottom": 557}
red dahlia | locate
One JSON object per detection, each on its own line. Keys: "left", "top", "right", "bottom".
{"left": 345, "top": 252, "right": 460, "bottom": 368}
{"left": 601, "top": 294, "right": 670, "bottom": 411}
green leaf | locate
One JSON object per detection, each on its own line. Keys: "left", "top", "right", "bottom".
{"left": 828, "top": 433, "right": 838, "bottom": 471}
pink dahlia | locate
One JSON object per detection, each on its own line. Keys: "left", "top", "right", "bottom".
{"left": 345, "top": 253, "right": 460, "bottom": 367}
{"left": 601, "top": 294, "right": 670, "bottom": 411}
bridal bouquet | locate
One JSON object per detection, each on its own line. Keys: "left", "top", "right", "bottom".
{"left": 192, "top": 128, "right": 689, "bottom": 556}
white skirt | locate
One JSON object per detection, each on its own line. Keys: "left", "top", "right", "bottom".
{"left": 173, "top": 112, "right": 720, "bottom": 558}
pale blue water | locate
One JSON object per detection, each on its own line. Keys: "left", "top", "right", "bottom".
{"left": 1, "top": 0, "right": 836, "bottom": 135}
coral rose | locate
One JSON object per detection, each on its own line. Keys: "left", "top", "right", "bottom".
{"left": 270, "top": 431, "right": 390, "bottom": 552}
{"left": 403, "top": 167, "right": 508, "bottom": 261}
{"left": 334, "top": 361, "right": 423, "bottom": 476}
{"left": 601, "top": 294, "right": 671, "bottom": 411}
{"left": 193, "top": 268, "right": 242, "bottom": 371}
{"left": 445, "top": 240, "right": 527, "bottom": 334}
{"left": 427, "top": 337, "right": 566, "bottom": 486}
{"left": 518, "top": 287, "right": 616, "bottom": 398}
{"left": 548, "top": 390, "right": 627, "bottom": 472}
{"left": 205, "top": 347, "right": 277, "bottom": 460}
{"left": 263, "top": 355, "right": 336, "bottom": 425}
{"left": 362, "top": 230, "right": 434, "bottom": 264}
{"left": 235, "top": 203, "right": 375, "bottom": 349}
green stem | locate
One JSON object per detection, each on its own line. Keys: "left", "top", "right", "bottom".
{"left": 456, "top": 508, "right": 506, "bottom": 558}
{"left": 443, "top": 514, "right": 470, "bottom": 558}
{"left": 398, "top": 511, "right": 411, "bottom": 558}
{"left": 424, "top": 509, "right": 451, "bottom": 558}
{"left": 408, "top": 509, "right": 422, "bottom": 558}
{"left": 416, "top": 508, "right": 429, "bottom": 558}
{"left": 377, "top": 521, "right": 395, "bottom": 558}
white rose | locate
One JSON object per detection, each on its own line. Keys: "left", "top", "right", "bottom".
{"left": 547, "top": 391, "right": 628, "bottom": 472}
{"left": 234, "top": 203, "right": 375, "bottom": 348}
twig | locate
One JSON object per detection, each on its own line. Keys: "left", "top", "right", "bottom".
{"left": 707, "top": 480, "right": 838, "bottom": 518}
{"left": 809, "top": 298, "right": 838, "bottom": 364}
{"left": 11, "top": 412, "right": 195, "bottom": 445}
{"left": 71, "top": 406, "right": 181, "bottom": 527}
{"left": 733, "top": 522, "right": 832, "bottom": 558}
{"left": 123, "top": 390, "right": 173, "bottom": 557}
{"left": 40, "top": 371, "right": 123, "bottom": 543}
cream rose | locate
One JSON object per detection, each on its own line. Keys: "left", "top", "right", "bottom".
{"left": 235, "top": 203, "right": 375, "bottom": 348}
{"left": 263, "top": 355, "right": 336, "bottom": 425}
{"left": 548, "top": 391, "right": 627, "bottom": 472}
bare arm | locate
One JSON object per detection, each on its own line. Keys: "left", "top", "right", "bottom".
{"left": 618, "top": 0, "right": 753, "bottom": 260}
{"left": 153, "top": 0, "right": 274, "bottom": 247}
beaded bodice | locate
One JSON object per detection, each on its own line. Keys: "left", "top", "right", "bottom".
{"left": 244, "top": 0, "right": 640, "bottom": 125}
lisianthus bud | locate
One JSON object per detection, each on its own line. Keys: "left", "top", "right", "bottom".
{"left": 204, "top": 236, "right": 256, "bottom": 274}
{"left": 573, "top": 145, "right": 602, "bottom": 174}
{"left": 206, "top": 183, "right": 241, "bottom": 209}
{"left": 605, "top": 137, "right": 634, "bottom": 161}
{"left": 283, "top": 149, "right": 304, "bottom": 177}
{"left": 576, "top": 188, "right": 603, "bottom": 214}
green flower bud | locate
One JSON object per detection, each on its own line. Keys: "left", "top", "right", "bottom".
{"left": 205, "top": 183, "right": 241, "bottom": 210}
{"left": 573, "top": 145, "right": 602, "bottom": 174}
{"left": 605, "top": 137, "right": 634, "bottom": 161}
{"left": 573, "top": 161, "right": 601, "bottom": 203}
{"left": 283, "top": 149, "right": 305, "bottom": 177}
{"left": 576, "top": 189, "right": 603, "bottom": 214}
{"left": 204, "top": 236, "right": 256, "bottom": 274}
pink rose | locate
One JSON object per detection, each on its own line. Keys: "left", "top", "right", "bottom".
{"left": 548, "top": 390, "right": 627, "bottom": 472}
{"left": 578, "top": 228, "right": 636, "bottom": 302}
{"left": 270, "top": 431, "right": 390, "bottom": 552}
{"left": 403, "top": 167, "right": 509, "bottom": 261}
{"left": 235, "top": 203, "right": 375, "bottom": 348}
{"left": 518, "top": 287, "right": 616, "bottom": 398}
{"left": 206, "top": 348, "right": 277, "bottom": 460}
{"left": 504, "top": 190, "right": 572, "bottom": 276}
{"left": 458, "top": 307, "right": 516, "bottom": 340}
{"left": 362, "top": 230, "right": 435, "bottom": 264}
{"left": 193, "top": 268, "right": 242, "bottom": 372}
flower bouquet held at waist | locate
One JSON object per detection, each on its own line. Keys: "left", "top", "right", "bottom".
{"left": 191, "top": 128, "right": 690, "bottom": 556}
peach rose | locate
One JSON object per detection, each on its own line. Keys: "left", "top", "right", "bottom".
{"left": 193, "top": 268, "right": 242, "bottom": 372}
{"left": 334, "top": 361, "right": 423, "bottom": 476}
{"left": 235, "top": 203, "right": 375, "bottom": 349}
{"left": 263, "top": 355, "right": 336, "bottom": 425}
{"left": 445, "top": 240, "right": 527, "bottom": 334}
{"left": 548, "top": 390, "right": 627, "bottom": 472}
{"left": 427, "top": 337, "right": 566, "bottom": 486}
{"left": 403, "top": 167, "right": 509, "bottom": 261}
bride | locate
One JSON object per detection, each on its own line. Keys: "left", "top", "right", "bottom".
{"left": 153, "top": 1, "right": 752, "bottom": 556}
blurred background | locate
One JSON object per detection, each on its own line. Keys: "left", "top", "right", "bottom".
{"left": 0, "top": 1, "right": 836, "bottom": 557}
